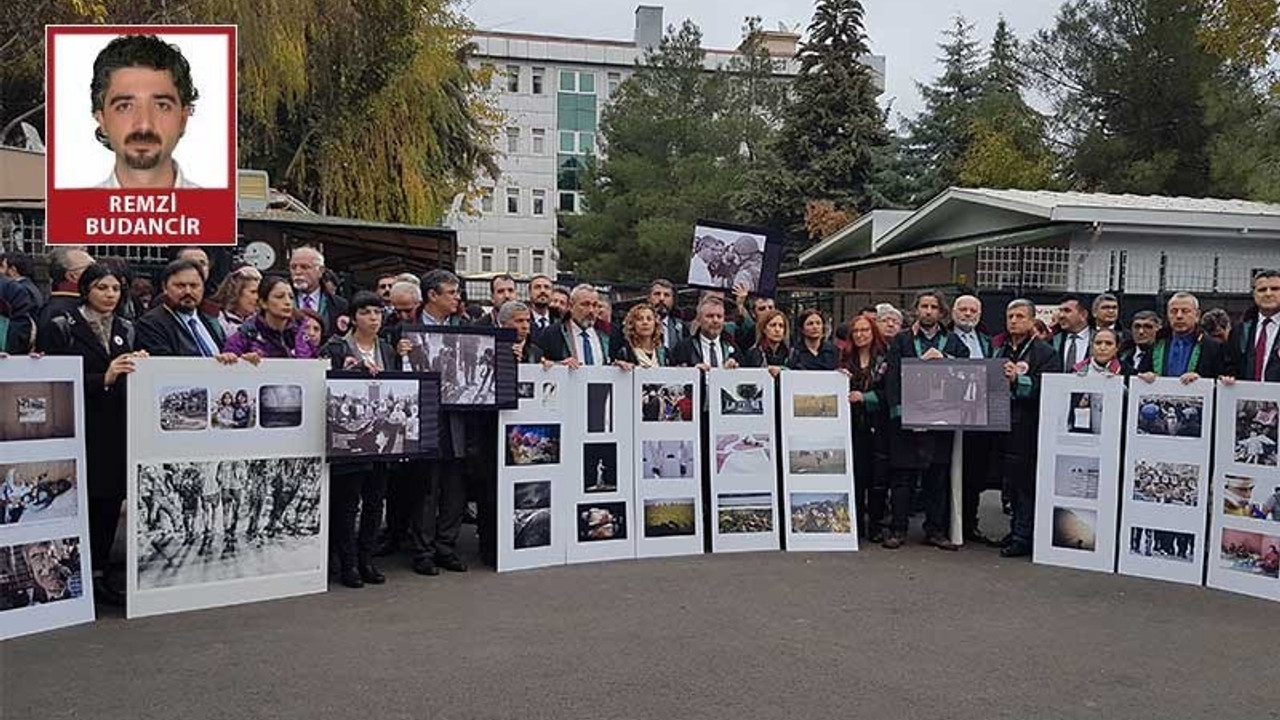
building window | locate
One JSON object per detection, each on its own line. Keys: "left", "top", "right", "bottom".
{"left": 480, "top": 248, "right": 494, "bottom": 273}
{"left": 506, "top": 65, "right": 520, "bottom": 93}
{"left": 456, "top": 250, "right": 468, "bottom": 273}
{"left": 607, "top": 71, "right": 621, "bottom": 95}
{"left": 531, "top": 128, "right": 546, "bottom": 155}
{"left": 532, "top": 189, "right": 546, "bottom": 216}
{"left": 506, "top": 187, "right": 520, "bottom": 214}
{"left": 558, "top": 70, "right": 597, "bottom": 94}
{"left": 557, "top": 131, "right": 594, "bottom": 155}
{"left": 532, "top": 67, "right": 545, "bottom": 95}
{"left": 579, "top": 71, "right": 595, "bottom": 94}
{"left": 506, "top": 248, "right": 521, "bottom": 274}
{"left": 506, "top": 127, "right": 519, "bottom": 154}
{"left": 531, "top": 249, "right": 546, "bottom": 275}
{"left": 558, "top": 191, "right": 579, "bottom": 214}
{"left": 480, "top": 187, "right": 494, "bottom": 213}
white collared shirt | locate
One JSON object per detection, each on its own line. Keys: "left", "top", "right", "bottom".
{"left": 531, "top": 309, "right": 553, "bottom": 332}
{"left": 957, "top": 329, "right": 984, "bottom": 359}
{"left": 699, "top": 333, "right": 724, "bottom": 366}
{"left": 1255, "top": 313, "right": 1280, "bottom": 372}
{"left": 299, "top": 289, "right": 323, "bottom": 313}
{"left": 96, "top": 160, "right": 201, "bottom": 189}
{"left": 1064, "top": 327, "right": 1092, "bottom": 367}
{"left": 570, "top": 320, "right": 604, "bottom": 365}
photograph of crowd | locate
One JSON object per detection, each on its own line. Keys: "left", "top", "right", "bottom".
{"left": 787, "top": 435, "right": 847, "bottom": 475}
{"left": 1132, "top": 459, "right": 1200, "bottom": 506}
{"left": 583, "top": 443, "right": 618, "bottom": 493}
{"left": 210, "top": 388, "right": 257, "bottom": 430}
{"left": 0, "top": 381, "right": 75, "bottom": 442}
{"left": 158, "top": 386, "right": 208, "bottom": 432}
{"left": 790, "top": 492, "right": 851, "bottom": 534}
{"left": 686, "top": 224, "right": 769, "bottom": 293}
{"left": 504, "top": 424, "right": 560, "bottom": 466}
{"left": 715, "top": 433, "right": 772, "bottom": 476}
{"left": 1129, "top": 527, "right": 1195, "bottom": 563}
{"left": 1222, "top": 474, "right": 1280, "bottom": 520}
{"left": 1234, "top": 399, "right": 1278, "bottom": 466}
{"left": 403, "top": 330, "right": 497, "bottom": 406}
{"left": 1053, "top": 454, "right": 1100, "bottom": 500}
{"left": 720, "top": 383, "right": 764, "bottom": 416}
{"left": 717, "top": 493, "right": 774, "bottom": 534}
{"left": 793, "top": 394, "right": 839, "bottom": 418}
{"left": 134, "top": 457, "right": 325, "bottom": 590}
{"left": 641, "top": 383, "right": 694, "bottom": 422}
{"left": 642, "top": 440, "right": 694, "bottom": 480}
{"left": 0, "top": 537, "right": 83, "bottom": 611}
{"left": 577, "top": 502, "right": 626, "bottom": 542}
{"left": 259, "top": 385, "right": 304, "bottom": 428}
{"left": 586, "top": 383, "right": 614, "bottom": 434}
{"left": 1067, "top": 392, "right": 1103, "bottom": 435}
{"left": 0, "top": 459, "right": 78, "bottom": 526}
{"left": 1219, "top": 529, "right": 1280, "bottom": 579}
{"left": 326, "top": 379, "right": 421, "bottom": 458}
{"left": 643, "top": 498, "right": 696, "bottom": 538}
{"left": 1051, "top": 506, "right": 1097, "bottom": 552}
{"left": 901, "top": 362, "right": 987, "bottom": 427}
{"left": 512, "top": 481, "right": 552, "bottom": 550}
{"left": 1135, "top": 394, "right": 1203, "bottom": 438}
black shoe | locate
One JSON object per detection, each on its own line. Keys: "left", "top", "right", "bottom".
{"left": 359, "top": 563, "right": 386, "bottom": 585}
{"left": 881, "top": 533, "right": 903, "bottom": 549}
{"left": 1000, "top": 542, "right": 1032, "bottom": 558}
{"left": 994, "top": 532, "right": 1013, "bottom": 548}
{"left": 964, "top": 528, "right": 989, "bottom": 545}
{"left": 339, "top": 567, "right": 364, "bottom": 589}
{"left": 925, "top": 533, "right": 959, "bottom": 551}
{"left": 436, "top": 555, "right": 468, "bottom": 573}
{"left": 412, "top": 558, "right": 439, "bottom": 576}
{"left": 92, "top": 577, "right": 125, "bottom": 607}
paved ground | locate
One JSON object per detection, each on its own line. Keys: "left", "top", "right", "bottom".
{"left": 3, "top": 500, "right": 1277, "bottom": 720}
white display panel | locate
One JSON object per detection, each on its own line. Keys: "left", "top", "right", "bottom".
{"left": 565, "top": 366, "right": 637, "bottom": 564}
{"left": 707, "top": 368, "right": 780, "bottom": 553}
{"left": 779, "top": 371, "right": 858, "bottom": 552}
{"left": 634, "top": 367, "right": 703, "bottom": 558}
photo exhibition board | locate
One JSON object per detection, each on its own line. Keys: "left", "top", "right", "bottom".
{"left": 324, "top": 371, "right": 441, "bottom": 463}
{"left": 1118, "top": 377, "right": 1214, "bottom": 586}
{"left": 0, "top": 357, "right": 94, "bottom": 640}
{"left": 497, "top": 366, "right": 572, "bottom": 572}
{"left": 707, "top": 368, "right": 780, "bottom": 553}
{"left": 1033, "top": 374, "right": 1125, "bottom": 574}
{"left": 566, "top": 366, "right": 637, "bottom": 564}
{"left": 633, "top": 367, "right": 703, "bottom": 559}
{"left": 125, "top": 358, "right": 330, "bottom": 618}
{"left": 686, "top": 219, "right": 783, "bottom": 298}
{"left": 900, "top": 359, "right": 1011, "bottom": 432}
{"left": 396, "top": 325, "right": 518, "bottom": 410}
{"left": 779, "top": 372, "right": 858, "bottom": 551}
{"left": 1207, "top": 381, "right": 1280, "bottom": 603}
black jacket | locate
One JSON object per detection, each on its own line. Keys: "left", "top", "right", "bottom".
{"left": 0, "top": 275, "right": 35, "bottom": 353}
{"left": 135, "top": 303, "right": 227, "bottom": 357}
{"left": 787, "top": 340, "right": 840, "bottom": 371}
{"left": 320, "top": 335, "right": 398, "bottom": 372}
{"left": 610, "top": 340, "right": 667, "bottom": 367}
{"left": 671, "top": 333, "right": 738, "bottom": 367}
{"left": 542, "top": 321, "right": 612, "bottom": 364}
{"left": 36, "top": 291, "right": 80, "bottom": 330}
{"left": 1227, "top": 312, "right": 1280, "bottom": 382}
{"left": 741, "top": 342, "right": 789, "bottom": 369}
{"left": 995, "top": 337, "right": 1061, "bottom": 482}
{"left": 1136, "top": 331, "right": 1229, "bottom": 379}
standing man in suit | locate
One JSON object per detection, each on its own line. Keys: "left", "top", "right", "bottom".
{"left": 543, "top": 284, "right": 610, "bottom": 366}
{"left": 289, "top": 246, "right": 348, "bottom": 336}
{"left": 1225, "top": 269, "right": 1280, "bottom": 384}
{"left": 1091, "top": 293, "right": 1132, "bottom": 350}
{"left": 527, "top": 274, "right": 558, "bottom": 338}
{"left": 648, "top": 279, "right": 687, "bottom": 353}
{"left": 1052, "top": 294, "right": 1093, "bottom": 372}
{"left": 474, "top": 274, "right": 516, "bottom": 328}
{"left": 1122, "top": 311, "right": 1161, "bottom": 372}
{"left": 136, "top": 259, "right": 226, "bottom": 357}
{"left": 883, "top": 289, "right": 970, "bottom": 550}
{"left": 951, "top": 294, "right": 996, "bottom": 543}
{"left": 672, "top": 296, "right": 739, "bottom": 369}
{"left": 1136, "top": 292, "right": 1229, "bottom": 382}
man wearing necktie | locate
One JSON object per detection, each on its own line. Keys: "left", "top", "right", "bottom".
{"left": 1052, "top": 295, "right": 1093, "bottom": 372}
{"left": 648, "top": 279, "right": 686, "bottom": 352}
{"left": 1136, "top": 292, "right": 1229, "bottom": 384}
{"left": 673, "top": 296, "right": 738, "bottom": 370}
{"left": 527, "top": 274, "right": 557, "bottom": 342}
{"left": 543, "top": 284, "right": 608, "bottom": 366}
{"left": 1223, "top": 270, "right": 1280, "bottom": 385}
{"left": 136, "top": 258, "right": 227, "bottom": 357}
{"left": 288, "top": 246, "right": 348, "bottom": 335}
{"left": 951, "top": 294, "right": 997, "bottom": 543}
{"left": 1122, "top": 311, "right": 1161, "bottom": 373}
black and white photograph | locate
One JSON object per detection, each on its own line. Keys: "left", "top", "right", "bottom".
{"left": 717, "top": 493, "right": 774, "bottom": 534}
{"left": 158, "top": 386, "right": 208, "bottom": 432}
{"left": 787, "top": 435, "right": 847, "bottom": 475}
{"left": 0, "top": 537, "right": 84, "bottom": 611}
{"left": 641, "top": 383, "right": 693, "bottom": 422}
{"left": 1053, "top": 454, "right": 1100, "bottom": 500}
{"left": 716, "top": 433, "right": 773, "bottom": 476}
{"left": 577, "top": 501, "right": 627, "bottom": 542}
{"left": 1051, "top": 506, "right": 1098, "bottom": 552}
{"left": 901, "top": 362, "right": 987, "bottom": 427}
{"left": 1067, "top": 392, "right": 1104, "bottom": 435}
{"left": 642, "top": 440, "right": 695, "bottom": 479}
{"left": 512, "top": 481, "right": 552, "bottom": 550}
{"left": 686, "top": 222, "right": 773, "bottom": 294}
{"left": 517, "top": 382, "right": 535, "bottom": 400}
{"left": 586, "top": 383, "right": 614, "bottom": 433}
{"left": 505, "top": 424, "right": 561, "bottom": 466}
{"left": 1136, "top": 394, "right": 1204, "bottom": 438}
{"left": 1132, "top": 459, "right": 1200, "bottom": 506}
{"left": 403, "top": 329, "right": 497, "bottom": 406}
{"left": 259, "top": 385, "right": 304, "bottom": 428}
{"left": 540, "top": 382, "right": 559, "bottom": 409}
{"left": 583, "top": 443, "right": 618, "bottom": 493}
{"left": 643, "top": 498, "right": 696, "bottom": 538}
{"left": 0, "top": 381, "right": 75, "bottom": 442}
{"left": 1129, "top": 527, "right": 1195, "bottom": 563}
{"left": 210, "top": 388, "right": 257, "bottom": 430}
{"left": 720, "top": 383, "right": 764, "bottom": 416}
{"left": 134, "top": 457, "right": 325, "bottom": 590}
{"left": 326, "top": 379, "right": 422, "bottom": 458}
{"left": 0, "top": 459, "right": 78, "bottom": 526}
{"left": 1235, "top": 399, "right": 1279, "bottom": 466}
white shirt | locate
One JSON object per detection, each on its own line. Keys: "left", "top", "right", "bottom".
{"left": 699, "top": 333, "right": 725, "bottom": 366}
{"left": 1255, "top": 313, "right": 1280, "bottom": 374}
{"left": 530, "top": 308, "right": 554, "bottom": 332}
{"left": 96, "top": 160, "right": 201, "bottom": 189}
{"left": 299, "top": 289, "right": 323, "bottom": 312}
{"left": 956, "top": 329, "right": 984, "bottom": 359}
{"left": 570, "top": 320, "right": 605, "bottom": 365}
{"left": 175, "top": 308, "right": 219, "bottom": 356}
{"left": 1063, "top": 327, "right": 1092, "bottom": 367}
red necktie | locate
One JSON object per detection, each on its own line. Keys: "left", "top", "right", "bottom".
{"left": 1256, "top": 318, "right": 1272, "bottom": 381}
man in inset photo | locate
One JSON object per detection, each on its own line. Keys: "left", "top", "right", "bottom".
{"left": 91, "top": 34, "right": 201, "bottom": 189}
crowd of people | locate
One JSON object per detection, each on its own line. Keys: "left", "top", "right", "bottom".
{"left": 2, "top": 240, "right": 1278, "bottom": 604}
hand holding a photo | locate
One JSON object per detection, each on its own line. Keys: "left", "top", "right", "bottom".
{"left": 239, "top": 351, "right": 263, "bottom": 366}
{"left": 614, "top": 360, "right": 635, "bottom": 372}
{"left": 767, "top": 365, "right": 782, "bottom": 378}
{"left": 848, "top": 390, "right": 865, "bottom": 404}
{"left": 1002, "top": 361, "right": 1019, "bottom": 381}
{"left": 396, "top": 339, "right": 412, "bottom": 357}
{"left": 562, "top": 356, "right": 582, "bottom": 370}
{"left": 104, "top": 353, "right": 138, "bottom": 386}
{"left": 214, "top": 352, "right": 241, "bottom": 366}
{"left": 723, "top": 358, "right": 739, "bottom": 369}
{"left": 695, "top": 362, "right": 711, "bottom": 372}
{"left": 920, "top": 347, "right": 945, "bottom": 361}
{"left": 1220, "top": 375, "right": 1237, "bottom": 386}
{"left": 1138, "top": 372, "right": 1157, "bottom": 384}
{"left": 1179, "top": 372, "right": 1201, "bottom": 385}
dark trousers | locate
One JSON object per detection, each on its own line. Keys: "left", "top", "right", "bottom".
{"left": 1008, "top": 480, "right": 1035, "bottom": 547}
{"left": 332, "top": 468, "right": 387, "bottom": 569}
{"left": 471, "top": 416, "right": 499, "bottom": 565}
{"left": 88, "top": 496, "right": 123, "bottom": 574}
{"left": 1000, "top": 422, "right": 1039, "bottom": 547}
{"left": 890, "top": 463, "right": 950, "bottom": 537}
{"left": 853, "top": 426, "right": 887, "bottom": 533}
{"left": 410, "top": 459, "right": 467, "bottom": 564}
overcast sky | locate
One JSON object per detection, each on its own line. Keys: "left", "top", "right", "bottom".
{"left": 462, "top": 0, "right": 1066, "bottom": 123}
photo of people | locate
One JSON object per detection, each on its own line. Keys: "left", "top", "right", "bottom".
{"left": 577, "top": 502, "right": 626, "bottom": 542}
{"left": 586, "top": 383, "right": 614, "bottom": 433}
{"left": 583, "top": 443, "right": 618, "bottom": 493}
{"left": 158, "top": 386, "right": 208, "bottom": 432}
{"left": 326, "top": 379, "right": 421, "bottom": 457}
{"left": 0, "top": 459, "right": 78, "bottom": 526}
{"left": 1219, "top": 529, "right": 1280, "bottom": 579}
{"left": 793, "top": 394, "right": 839, "bottom": 418}
{"left": 1135, "top": 394, "right": 1203, "bottom": 438}
{"left": 717, "top": 493, "right": 774, "bottom": 534}
{"left": 641, "top": 383, "right": 693, "bottom": 422}
{"left": 540, "top": 382, "right": 558, "bottom": 409}
{"left": 0, "top": 537, "right": 83, "bottom": 611}
{"left": 517, "top": 382, "right": 535, "bottom": 400}
{"left": 901, "top": 362, "right": 988, "bottom": 427}
{"left": 686, "top": 224, "right": 770, "bottom": 293}
{"left": 790, "top": 492, "right": 852, "bottom": 534}
{"left": 513, "top": 481, "right": 552, "bottom": 550}
{"left": 134, "top": 457, "right": 324, "bottom": 590}
{"left": 210, "top": 388, "right": 257, "bottom": 430}
{"left": 403, "top": 331, "right": 497, "bottom": 406}
{"left": 259, "top": 385, "right": 303, "bottom": 428}
{"left": 1051, "top": 506, "right": 1097, "bottom": 552}
{"left": 716, "top": 433, "right": 773, "bottom": 476}
{"left": 1067, "top": 392, "right": 1103, "bottom": 435}
{"left": 720, "top": 383, "right": 764, "bottom": 416}
{"left": 643, "top": 498, "right": 696, "bottom": 538}
{"left": 1053, "top": 454, "right": 1100, "bottom": 500}
{"left": 504, "top": 424, "right": 560, "bottom": 466}
{"left": 1132, "top": 459, "right": 1200, "bottom": 506}
{"left": 642, "top": 440, "right": 694, "bottom": 480}
{"left": 1129, "top": 527, "right": 1195, "bottom": 563}
{"left": 787, "top": 435, "right": 847, "bottom": 475}
{"left": 1234, "top": 399, "right": 1278, "bottom": 466}
{"left": 1222, "top": 474, "right": 1280, "bottom": 521}
{"left": 0, "top": 381, "right": 75, "bottom": 442}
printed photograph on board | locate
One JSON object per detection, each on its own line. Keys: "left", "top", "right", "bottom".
{"left": 586, "top": 383, "right": 614, "bottom": 433}
{"left": 641, "top": 383, "right": 693, "bottom": 422}
{"left": 793, "top": 394, "right": 839, "bottom": 418}
{"left": 642, "top": 440, "right": 695, "bottom": 480}
{"left": 158, "top": 386, "right": 208, "bottom": 432}
{"left": 719, "top": 383, "right": 764, "bottom": 416}
{"left": 504, "top": 424, "right": 561, "bottom": 466}
{"left": 687, "top": 224, "right": 769, "bottom": 293}
{"left": 583, "top": 443, "right": 619, "bottom": 493}
{"left": 1053, "top": 454, "right": 1100, "bottom": 500}
{"left": 717, "top": 493, "right": 773, "bottom": 534}
{"left": 1051, "top": 506, "right": 1097, "bottom": 552}
{"left": 0, "top": 537, "right": 83, "bottom": 611}
{"left": 787, "top": 435, "right": 847, "bottom": 475}
{"left": 512, "top": 481, "right": 552, "bottom": 550}
{"left": 1222, "top": 474, "right": 1280, "bottom": 520}
{"left": 1132, "top": 459, "right": 1199, "bottom": 507}
{"left": 577, "top": 502, "right": 626, "bottom": 542}
{"left": 790, "top": 492, "right": 851, "bottom": 534}
{"left": 1129, "top": 527, "right": 1195, "bottom": 564}
{"left": 259, "top": 385, "right": 304, "bottom": 428}
{"left": 901, "top": 362, "right": 987, "bottom": 427}
{"left": 1135, "top": 394, "right": 1203, "bottom": 438}
{"left": 1235, "top": 399, "right": 1278, "bottom": 466}
{"left": 715, "top": 433, "right": 772, "bottom": 476}
{"left": 0, "top": 459, "right": 79, "bottom": 526}
{"left": 326, "top": 379, "right": 421, "bottom": 457}
{"left": 210, "top": 388, "right": 257, "bottom": 430}
{"left": 1066, "top": 392, "right": 1103, "bottom": 435}
{"left": 1219, "top": 529, "right": 1280, "bottom": 579}
{"left": 0, "top": 381, "right": 75, "bottom": 442}
{"left": 402, "top": 330, "right": 497, "bottom": 405}
{"left": 643, "top": 498, "right": 696, "bottom": 538}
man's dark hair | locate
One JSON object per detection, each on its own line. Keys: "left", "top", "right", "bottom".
{"left": 913, "top": 288, "right": 948, "bottom": 312}
{"left": 529, "top": 274, "right": 553, "bottom": 285}
{"left": 91, "top": 35, "right": 200, "bottom": 149}
{"left": 649, "top": 278, "right": 675, "bottom": 294}
{"left": 1200, "top": 308, "right": 1231, "bottom": 335}
{"left": 1132, "top": 310, "right": 1162, "bottom": 326}
{"left": 76, "top": 263, "right": 127, "bottom": 301}
{"left": 1253, "top": 269, "right": 1280, "bottom": 286}
{"left": 489, "top": 273, "right": 515, "bottom": 293}
{"left": 1058, "top": 294, "right": 1090, "bottom": 317}
{"left": 421, "top": 269, "right": 460, "bottom": 298}
{"left": 1, "top": 252, "right": 34, "bottom": 278}
{"left": 159, "top": 258, "right": 205, "bottom": 288}
{"left": 348, "top": 291, "right": 383, "bottom": 316}
{"left": 551, "top": 285, "right": 571, "bottom": 299}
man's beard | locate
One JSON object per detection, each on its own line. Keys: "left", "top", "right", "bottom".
{"left": 652, "top": 303, "right": 668, "bottom": 318}
{"left": 120, "top": 131, "right": 166, "bottom": 170}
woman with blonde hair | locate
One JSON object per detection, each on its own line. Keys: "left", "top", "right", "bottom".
{"left": 612, "top": 303, "right": 668, "bottom": 369}
{"left": 742, "top": 309, "right": 790, "bottom": 377}
{"left": 208, "top": 265, "right": 262, "bottom": 338}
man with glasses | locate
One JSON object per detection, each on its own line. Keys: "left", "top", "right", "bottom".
{"left": 1123, "top": 311, "right": 1161, "bottom": 372}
